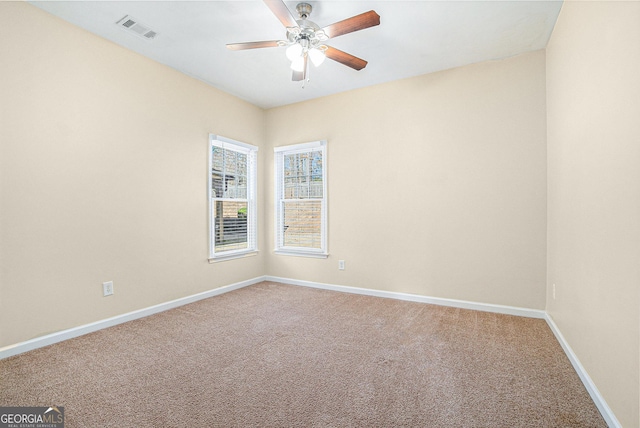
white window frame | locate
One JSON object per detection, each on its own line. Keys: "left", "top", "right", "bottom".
{"left": 274, "top": 140, "right": 328, "bottom": 258}
{"left": 208, "top": 134, "right": 258, "bottom": 261}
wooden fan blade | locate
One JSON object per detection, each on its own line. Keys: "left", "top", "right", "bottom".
{"left": 264, "top": 0, "right": 298, "bottom": 28}
{"left": 325, "top": 46, "right": 368, "bottom": 71}
{"left": 292, "top": 55, "right": 308, "bottom": 81}
{"left": 322, "top": 10, "right": 380, "bottom": 39}
{"left": 226, "top": 40, "right": 281, "bottom": 50}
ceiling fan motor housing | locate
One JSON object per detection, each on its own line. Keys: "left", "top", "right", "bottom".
{"left": 296, "top": 3, "right": 312, "bottom": 19}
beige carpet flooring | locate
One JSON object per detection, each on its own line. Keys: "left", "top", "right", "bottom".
{"left": 1, "top": 281, "right": 606, "bottom": 427}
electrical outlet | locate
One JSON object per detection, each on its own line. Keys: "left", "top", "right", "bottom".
{"left": 103, "top": 281, "right": 114, "bottom": 297}
{"left": 338, "top": 260, "right": 345, "bottom": 270}
{"left": 552, "top": 283, "right": 556, "bottom": 300}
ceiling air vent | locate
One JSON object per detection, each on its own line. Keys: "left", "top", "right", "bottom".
{"left": 116, "top": 15, "right": 158, "bottom": 40}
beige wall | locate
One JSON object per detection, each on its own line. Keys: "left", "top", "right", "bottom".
{"left": 546, "top": 2, "right": 640, "bottom": 427}
{"left": 265, "top": 50, "right": 548, "bottom": 310}
{"left": 0, "top": 2, "right": 266, "bottom": 347}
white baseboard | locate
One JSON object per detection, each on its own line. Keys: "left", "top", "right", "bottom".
{"left": 544, "top": 314, "right": 621, "bottom": 428}
{"left": 0, "top": 276, "right": 266, "bottom": 360}
{"left": 265, "top": 276, "right": 546, "bottom": 319}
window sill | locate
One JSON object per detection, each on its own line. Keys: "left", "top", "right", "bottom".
{"left": 274, "top": 250, "right": 328, "bottom": 259}
{"left": 208, "top": 250, "right": 258, "bottom": 263}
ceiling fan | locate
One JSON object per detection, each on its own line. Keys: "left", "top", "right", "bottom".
{"left": 227, "top": 0, "right": 380, "bottom": 82}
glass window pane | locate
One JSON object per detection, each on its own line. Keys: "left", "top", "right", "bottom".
{"left": 211, "top": 147, "right": 250, "bottom": 200}
{"left": 213, "top": 200, "right": 248, "bottom": 252}
{"left": 282, "top": 200, "right": 322, "bottom": 248}
{"left": 282, "top": 151, "right": 323, "bottom": 199}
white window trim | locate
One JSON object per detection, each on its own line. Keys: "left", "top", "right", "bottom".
{"left": 208, "top": 134, "right": 258, "bottom": 261}
{"left": 274, "top": 140, "right": 328, "bottom": 258}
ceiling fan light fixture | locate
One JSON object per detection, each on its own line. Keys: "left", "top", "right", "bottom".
{"left": 291, "top": 55, "right": 306, "bottom": 72}
{"left": 309, "top": 47, "right": 326, "bottom": 66}
{"left": 286, "top": 43, "right": 303, "bottom": 62}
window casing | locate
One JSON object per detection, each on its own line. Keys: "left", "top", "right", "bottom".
{"left": 274, "top": 140, "right": 327, "bottom": 258}
{"left": 209, "top": 135, "right": 258, "bottom": 260}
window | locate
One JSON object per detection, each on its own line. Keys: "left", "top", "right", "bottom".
{"left": 209, "top": 135, "right": 258, "bottom": 260}
{"left": 274, "top": 140, "right": 327, "bottom": 257}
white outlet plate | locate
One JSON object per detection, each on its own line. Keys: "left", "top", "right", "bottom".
{"left": 103, "top": 281, "right": 114, "bottom": 296}
{"left": 338, "top": 260, "right": 345, "bottom": 270}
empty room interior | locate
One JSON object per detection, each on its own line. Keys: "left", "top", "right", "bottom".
{"left": 0, "top": 1, "right": 638, "bottom": 427}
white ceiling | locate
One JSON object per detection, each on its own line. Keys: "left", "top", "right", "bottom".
{"left": 29, "top": 1, "right": 563, "bottom": 109}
